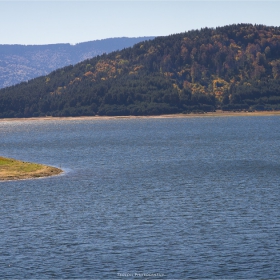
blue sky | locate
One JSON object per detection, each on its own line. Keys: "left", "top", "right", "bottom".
{"left": 1, "top": 1, "right": 280, "bottom": 45}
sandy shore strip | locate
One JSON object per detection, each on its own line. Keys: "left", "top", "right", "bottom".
{"left": 1, "top": 110, "right": 280, "bottom": 122}
{"left": 0, "top": 156, "right": 63, "bottom": 181}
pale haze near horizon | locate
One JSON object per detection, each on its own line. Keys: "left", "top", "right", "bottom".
{"left": 1, "top": 1, "right": 280, "bottom": 45}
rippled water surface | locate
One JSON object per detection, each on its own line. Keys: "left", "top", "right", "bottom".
{"left": 1, "top": 116, "right": 280, "bottom": 279}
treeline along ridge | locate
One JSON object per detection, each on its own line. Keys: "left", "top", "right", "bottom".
{"left": 1, "top": 24, "right": 280, "bottom": 117}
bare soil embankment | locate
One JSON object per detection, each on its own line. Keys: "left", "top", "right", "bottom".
{"left": 1, "top": 110, "right": 280, "bottom": 122}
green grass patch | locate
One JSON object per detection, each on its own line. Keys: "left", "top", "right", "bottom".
{"left": 0, "top": 156, "right": 62, "bottom": 181}
{"left": 0, "top": 157, "right": 14, "bottom": 165}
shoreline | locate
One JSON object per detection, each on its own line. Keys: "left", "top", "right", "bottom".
{"left": 0, "top": 156, "right": 63, "bottom": 181}
{"left": 1, "top": 110, "right": 280, "bottom": 122}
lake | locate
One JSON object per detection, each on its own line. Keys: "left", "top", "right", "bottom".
{"left": 0, "top": 116, "right": 280, "bottom": 279}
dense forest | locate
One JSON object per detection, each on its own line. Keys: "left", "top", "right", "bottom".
{"left": 0, "top": 37, "right": 154, "bottom": 89}
{"left": 1, "top": 24, "right": 280, "bottom": 118}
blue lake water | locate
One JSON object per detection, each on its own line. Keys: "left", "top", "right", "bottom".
{"left": 0, "top": 116, "right": 280, "bottom": 279}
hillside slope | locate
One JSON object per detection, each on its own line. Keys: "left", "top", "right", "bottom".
{"left": 0, "top": 37, "right": 154, "bottom": 88}
{"left": 1, "top": 24, "right": 280, "bottom": 118}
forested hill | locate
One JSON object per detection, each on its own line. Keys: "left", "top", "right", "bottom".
{"left": 0, "top": 37, "right": 154, "bottom": 89}
{"left": 1, "top": 24, "right": 280, "bottom": 118}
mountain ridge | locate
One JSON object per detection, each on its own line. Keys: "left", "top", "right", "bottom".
{"left": 1, "top": 24, "right": 280, "bottom": 118}
{"left": 0, "top": 37, "right": 155, "bottom": 88}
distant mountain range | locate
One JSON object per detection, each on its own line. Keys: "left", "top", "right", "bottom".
{"left": 1, "top": 24, "right": 280, "bottom": 118}
{"left": 0, "top": 37, "right": 155, "bottom": 88}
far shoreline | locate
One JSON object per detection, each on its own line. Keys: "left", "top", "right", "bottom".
{"left": 1, "top": 110, "right": 280, "bottom": 122}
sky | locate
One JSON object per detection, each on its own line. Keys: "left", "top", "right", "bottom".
{"left": 1, "top": 1, "right": 280, "bottom": 45}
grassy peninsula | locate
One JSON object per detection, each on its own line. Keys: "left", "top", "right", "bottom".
{"left": 0, "top": 156, "right": 62, "bottom": 181}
